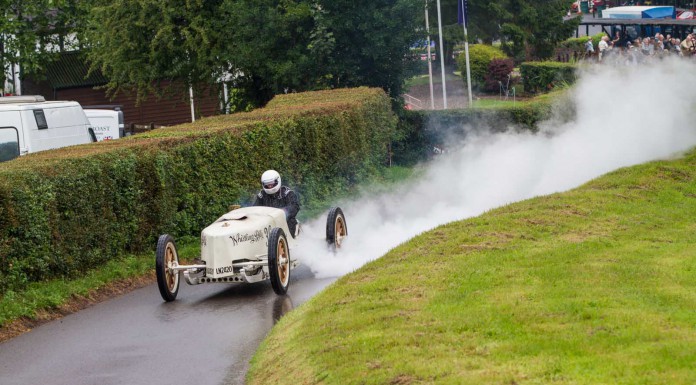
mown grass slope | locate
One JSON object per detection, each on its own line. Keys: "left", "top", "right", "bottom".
{"left": 247, "top": 149, "right": 696, "bottom": 384}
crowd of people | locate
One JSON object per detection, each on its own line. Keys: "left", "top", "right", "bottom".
{"left": 584, "top": 31, "right": 696, "bottom": 64}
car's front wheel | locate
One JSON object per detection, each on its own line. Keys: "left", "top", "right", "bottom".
{"left": 156, "top": 234, "right": 180, "bottom": 302}
{"left": 268, "top": 228, "right": 290, "bottom": 295}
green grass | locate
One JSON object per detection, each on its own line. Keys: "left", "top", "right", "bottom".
{"left": 247, "top": 149, "right": 696, "bottom": 384}
{"left": 0, "top": 166, "right": 418, "bottom": 329}
{"left": 471, "top": 98, "right": 522, "bottom": 108}
{"left": 0, "top": 237, "right": 201, "bottom": 328}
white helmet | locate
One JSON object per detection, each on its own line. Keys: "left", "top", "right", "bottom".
{"left": 261, "top": 170, "right": 281, "bottom": 195}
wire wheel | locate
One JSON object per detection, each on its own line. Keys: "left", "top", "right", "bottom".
{"left": 326, "top": 207, "right": 348, "bottom": 249}
{"left": 268, "top": 228, "right": 290, "bottom": 295}
{"left": 156, "top": 234, "right": 180, "bottom": 302}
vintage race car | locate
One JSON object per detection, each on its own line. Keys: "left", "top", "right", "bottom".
{"left": 155, "top": 206, "right": 347, "bottom": 302}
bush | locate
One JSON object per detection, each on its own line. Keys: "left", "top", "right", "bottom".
{"left": 520, "top": 62, "right": 577, "bottom": 95}
{"left": 457, "top": 44, "right": 508, "bottom": 91}
{"left": 484, "top": 58, "right": 515, "bottom": 93}
{"left": 393, "top": 94, "right": 558, "bottom": 163}
{"left": 0, "top": 88, "right": 397, "bottom": 295}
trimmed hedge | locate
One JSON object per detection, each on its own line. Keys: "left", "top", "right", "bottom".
{"left": 520, "top": 62, "right": 577, "bottom": 94}
{"left": 0, "top": 88, "right": 396, "bottom": 295}
{"left": 393, "top": 95, "right": 559, "bottom": 165}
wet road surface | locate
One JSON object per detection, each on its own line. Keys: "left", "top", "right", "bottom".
{"left": 0, "top": 265, "right": 335, "bottom": 385}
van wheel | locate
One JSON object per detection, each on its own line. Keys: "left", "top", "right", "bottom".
{"left": 268, "top": 228, "right": 290, "bottom": 295}
{"left": 156, "top": 234, "right": 180, "bottom": 302}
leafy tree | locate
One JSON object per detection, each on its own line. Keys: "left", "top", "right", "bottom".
{"left": 0, "top": 0, "right": 86, "bottom": 93}
{"left": 501, "top": 0, "right": 579, "bottom": 60}
{"left": 427, "top": 0, "right": 577, "bottom": 64}
{"left": 84, "top": 0, "right": 228, "bottom": 101}
{"left": 312, "top": 0, "right": 423, "bottom": 98}
{"left": 224, "top": 0, "right": 422, "bottom": 103}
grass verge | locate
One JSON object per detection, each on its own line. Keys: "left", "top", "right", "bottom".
{"left": 247, "top": 149, "right": 696, "bottom": 384}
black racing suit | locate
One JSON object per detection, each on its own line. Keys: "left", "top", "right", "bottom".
{"left": 253, "top": 186, "right": 300, "bottom": 237}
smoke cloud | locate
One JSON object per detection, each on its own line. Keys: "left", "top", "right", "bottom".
{"left": 297, "top": 59, "right": 696, "bottom": 278}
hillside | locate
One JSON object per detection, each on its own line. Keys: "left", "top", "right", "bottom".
{"left": 247, "top": 148, "right": 696, "bottom": 384}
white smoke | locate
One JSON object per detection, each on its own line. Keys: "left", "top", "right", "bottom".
{"left": 297, "top": 59, "right": 696, "bottom": 278}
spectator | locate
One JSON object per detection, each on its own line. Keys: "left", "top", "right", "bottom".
{"left": 664, "top": 34, "right": 673, "bottom": 51}
{"left": 598, "top": 35, "right": 609, "bottom": 61}
{"left": 585, "top": 36, "right": 595, "bottom": 59}
{"left": 680, "top": 34, "right": 695, "bottom": 56}
{"left": 641, "top": 37, "right": 653, "bottom": 56}
{"left": 673, "top": 38, "right": 682, "bottom": 56}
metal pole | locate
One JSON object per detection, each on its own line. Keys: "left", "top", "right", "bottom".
{"left": 425, "top": 1, "right": 435, "bottom": 110}
{"left": 189, "top": 86, "right": 196, "bottom": 122}
{"left": 460, "top": 0, "right": 473, "bottom": 107}
{"left": 436, "top": 0, "right": 447, "bottom": 109}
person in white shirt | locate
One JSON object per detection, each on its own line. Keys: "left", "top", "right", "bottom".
{"left": 598, "top": 35, "right": 609, "bottom": 62}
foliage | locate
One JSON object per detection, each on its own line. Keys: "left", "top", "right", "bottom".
{"left": 520, "top": 61, "right": 577, "bottom": 94}
{"left": 84, "top": 0, "right": 423, "bottom": 105}
{"left": 84, "top": 0, "right": 227, "bottom": 102}
{"left": 0, "top": 88, "right": 396, "bottom": 296}
{"left": 248, "top": 147, "right": 696, "bottom": 385}
{"left": 484, "top": 58, "right": 515, "bottom": 92}
{"left": 0, "top": 0, "right": 87, "bottom": 91}
{"left": 393, "top": 93, "right": 556, "bottom": 167}
{"left": 500, "top": 0, "right": 580, "bottom": 61}
{"left": 457, "top": 44, "right": 508, "bottom": 91}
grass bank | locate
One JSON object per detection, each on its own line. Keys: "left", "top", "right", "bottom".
{"left": 247, "top": 148, "right": 696, "bottom": 384}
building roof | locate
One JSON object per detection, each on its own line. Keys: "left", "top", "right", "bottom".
{"left": 44, "top": 51, "right": 109, "bottom": 90}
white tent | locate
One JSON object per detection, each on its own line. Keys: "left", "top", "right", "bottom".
{"left": 601, "top": 6, "right": 675, "bottom": 19}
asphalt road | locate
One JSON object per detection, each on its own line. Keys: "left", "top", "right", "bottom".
{"left": 0, "top": 265, "right": 335, "bottom": 385}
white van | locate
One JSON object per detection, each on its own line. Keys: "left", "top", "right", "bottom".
{"left": 83, "top": 107, "right": 125, "bottom": 141}
{"left": 0, "top": 95, "right": 94, "bottom": 162}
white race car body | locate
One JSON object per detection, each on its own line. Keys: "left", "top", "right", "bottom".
{"left": 201, "top": 206, "right": 296, "bottom": 279}
{"left": 183, "top": 206, "right": 297, "bottom": 285}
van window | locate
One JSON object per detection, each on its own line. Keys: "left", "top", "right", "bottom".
{"left": 33, "top": 109, "right": 48, "bottom": 130}
{"left": 0, "top": 128, "right": 20, "bottom": 162}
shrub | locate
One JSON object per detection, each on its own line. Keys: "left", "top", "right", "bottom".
{"left": 484, "top": 58, "right": 515, "bottom": 93}
{"left": 0, "top": 88, "right": 397, "bottom": 295}
{"left": 457, "top": 44, "right": 508, "bottom": 91}
{"left": 520, "top": 62, "right": 577, "bottom": 95}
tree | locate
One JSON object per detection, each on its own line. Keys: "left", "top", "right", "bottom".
{"left": 312, "top": 0, "right": 423, "bottom": 98}
{"left": 224, "top": 0, "right": 423, "bottom": 103}
{"left": 84, "top": 0, "right": 228, "bottom": 102}
{"left": 427, "top": 0, "right": 578, "bottom": 64}
{"left": 501, "top": 0, "right": 579, "bottom": 60}
{"left": 0, "top": 0, "right": 86, "bottom": 93}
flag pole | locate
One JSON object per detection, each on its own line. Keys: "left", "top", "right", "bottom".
{"left": 460, "top": 0, "right": 473, "bottom": 108}
{"left": 425, "top": 1, "right": 435, "bottom": 110}
{"left": 436, "top": 0, "right": 447, "bottom": 109}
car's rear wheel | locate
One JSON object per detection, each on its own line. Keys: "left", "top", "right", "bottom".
{"left": 268, "top": 228, "right": 290, "bottom": 295}
{"left": 156, "top": 234, "right": 180, "bottom": 302}
{"left": 326, "top": 207, "right": 347, "bottom": 249}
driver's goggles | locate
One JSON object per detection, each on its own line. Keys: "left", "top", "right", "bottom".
{"left": 263, "top": 180, "right": 279, "bottom": 189}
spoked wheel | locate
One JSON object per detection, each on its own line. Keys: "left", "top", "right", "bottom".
{"left": 156, "top": 234, "right": 180, "bottom": 302}
{"left": 326, "top": 207, "right": 347, "bottom": 249}
{"left": 268, "top": 228, "right": 290, "bottom": 295}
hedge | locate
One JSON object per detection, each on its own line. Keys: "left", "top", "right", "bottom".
{"left": 520, "top": 61, "right": 577, "bottom": 95}
{"left": 393, "top": 95, "right": 560, "bottom": 166}
{"left": 0, "top": 87, "right": 396, "bottom": 295}
{"left": 457, "top": 44, "right": 508, "bottom": 91}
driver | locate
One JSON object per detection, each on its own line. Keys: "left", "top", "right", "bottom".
{"left": 253, "top": 170, "right": 300, "bottom": 237}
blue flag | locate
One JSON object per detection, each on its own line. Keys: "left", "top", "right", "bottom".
{"left": 457, "top": 0, "right": 468, "bottom": 27}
